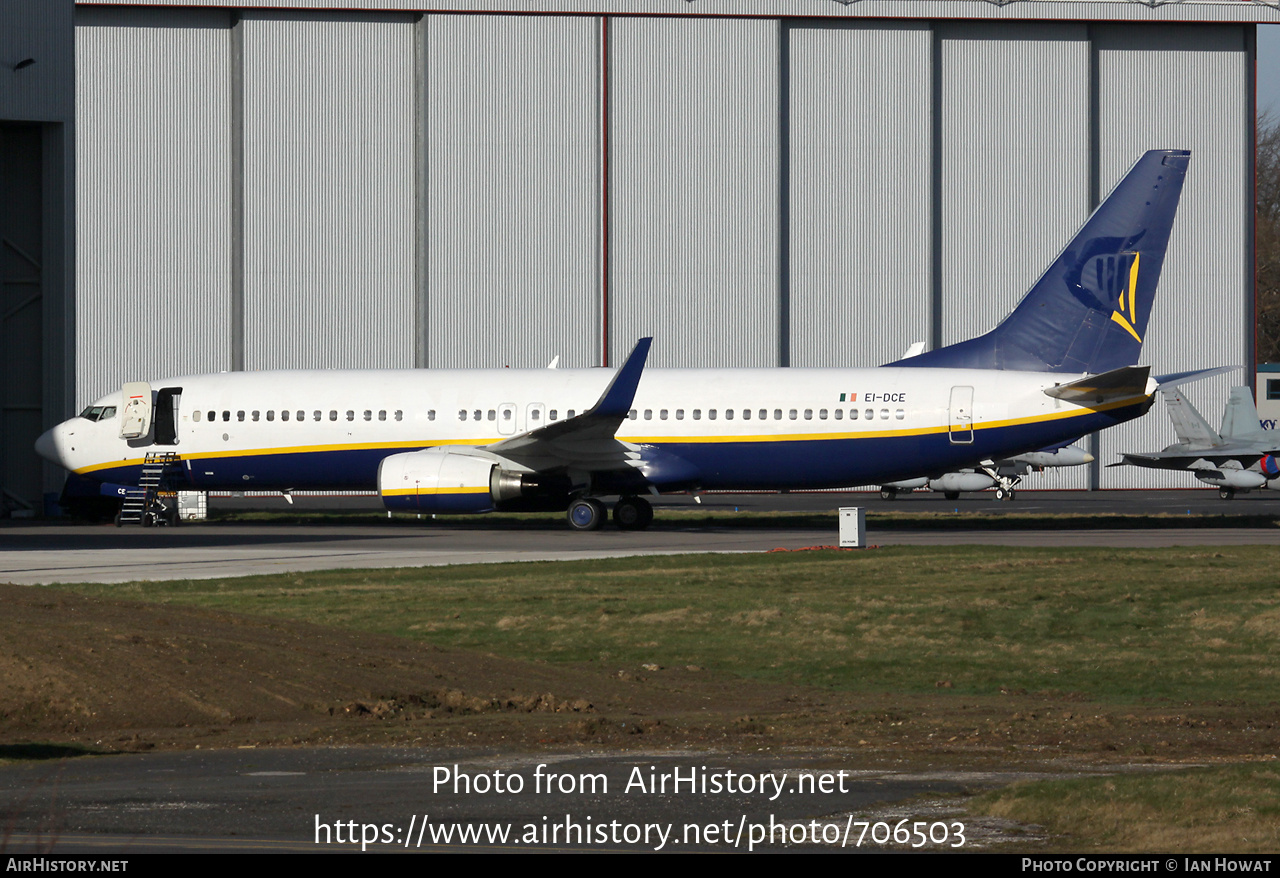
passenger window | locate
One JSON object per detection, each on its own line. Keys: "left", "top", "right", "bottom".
{"left": 251, "top": 411, "right": 259, "bottom": 422}
{"left": 297, "top": 411, "right": 304, "bottom": 421}
{"left": 363, "top": 410, "right": 371, "bottom": 421}
{"left": 236, "top": 411, "right": 245, "bottom": 422}
{"left": 628, "top": 410, "right": 637, "bottom": 420}
{"left": 895, "top": 409, "right": 905, "bottom": 420}
{"left": 567, "top": 410, "right": 576, "bottom": 418}
{"left": 378, "top": 410, "right": 386, "bottom": 421}
{"left": 487, "top": 410, "right": 496, "bottom": 421}
{"left": 426, "top": 410, "right": 434, "bottom": 421}
{"left": 550, "top": 410, "right": 558, "bottom": 420}
{"left": 834, "top": 409, "right": 842, "bottom": 420}
{"left": 725, "top": 409, "right": 733, "bottom": 420}
{"left": 531, "top": 409, "right": 540, "bottom": 421}
{"left": 502, "top": 409, "right": 511, "bottom": 420}
{"left": 773, "top": 409, "right": 782, "bottom": 420}
{"left": 208, "top": 411, "right": 215, "bottom": 422}
{"left": 395, "top": 411, "right": 402, "bottom": 421}
{"left": 850, "top": 409, "right": 858, "bottom": 420}
{"left": 473, "top": 410, "right": 481, "bottom": 421}
{"left": 741, "top": 409, "right": 749, "bottom": 420}
{"left": 329, "top": 410, "right": 338, "bottom": 421}
{"left": 880, "top": 409, "right": 889, "bottom": 419}
{"left": 644, "top": 409, "right": 652, "bottom": 420}
{"left": 804, "top": 409, "right": 812, "bottom": 420}
{"left": 282, "top": 410, "right": 290, "bottom": 422}
{"left": 789, "top": 410, "right": 797, "bottom": 420}
{"left": 693, "top": 409, "right": 701, "bottom": 420}
{"left": 660, "top": 409, "right": 668, "bottom": 420}
{"left": 676, "top": 409, "right": 684, "bottom": 420}
{"left": 222, "top": 411, "right": 230, "bottom": 422}
{"left": 346, "top": 410, "right": 354, "bottom": 421}
{"left": 266, "top": 410, "right": 275, "bottom": 421}
{"left": 708, "top": 410, "right": 717, "bottom": 420}
{"left": 865, "top": 409, "right": 873, "bottom": 420}
{"left": 819, "top": 409, "right": 827, "bottom": 419}
{"left": 758, "top": 409, "right": 766, "bottom": 420}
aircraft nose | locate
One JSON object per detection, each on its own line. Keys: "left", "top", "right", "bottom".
{"left": 34, "top": 425, "right": 65, "bottom": 466}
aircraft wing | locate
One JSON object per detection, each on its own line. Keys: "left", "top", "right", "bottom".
{"left": 1113, "top": 450, "right": 1267, "bottom": 470}
{"left": 485, "top": 338, "right": 652, "bottom": 471}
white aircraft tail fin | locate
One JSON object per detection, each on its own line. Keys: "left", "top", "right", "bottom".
{"left": 1220, "top": 386, "right": 1268, "bottom": 443}
{"left": 1162, "top": 389, "right": 1221, "bottom": 447}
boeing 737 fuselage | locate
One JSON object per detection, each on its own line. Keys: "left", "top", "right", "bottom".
{"left": 36, "top": 150, "right": 1193, "bottom": 530}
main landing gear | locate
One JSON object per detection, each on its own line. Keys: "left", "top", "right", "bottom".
{"left": 566, "top": 495, "right": 654, "bottom": 532}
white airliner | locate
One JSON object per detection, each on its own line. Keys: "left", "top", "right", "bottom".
{"left": 37, "top": 150, "right": 1195, "bottom": 530}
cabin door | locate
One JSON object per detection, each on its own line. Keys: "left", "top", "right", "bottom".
{"left": 948, "top": 386, "right": 974, "bottom": 444}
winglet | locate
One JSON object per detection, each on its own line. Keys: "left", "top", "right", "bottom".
{"left": 589, "top": 338, "right": 652, "bottom": 418}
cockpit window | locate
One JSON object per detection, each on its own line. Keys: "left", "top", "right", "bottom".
{"left": 78, "top": 405, "right": 117, "bottom": 422}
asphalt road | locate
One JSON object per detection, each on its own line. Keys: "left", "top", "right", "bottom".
{"left": 3, "top": 490, "right": 1279, "bottom": 585}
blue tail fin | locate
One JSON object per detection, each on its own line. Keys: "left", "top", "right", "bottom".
{"left": 892, "top": 149, "right": 1190, "bottom": 373}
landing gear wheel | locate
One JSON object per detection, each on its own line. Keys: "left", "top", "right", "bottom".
{"left": 141, "top": 512, "right": 155, "bottom": 527}
{"left": 994, "top": 487, "right": 1015, "bottom": 502}
{"left": 113, "top": 511, "right": 123, "bottom": 528}
{"left": 1220, "top": 487, "right": 1235, "bottom": 501}
{"left": 613, "top": 496, "right": 654, "bottom": 531}
{"left": 880, "top": 488, "right": 896, "bottom": 501}
{"left": 944, "top": 491, "right": 960, "bottom": 500}
{"left": 567, "top": 498, "right": 607, "bottom": 531}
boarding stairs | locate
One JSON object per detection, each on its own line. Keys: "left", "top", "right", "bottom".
{"left": 116, "top": 452, "right": 182, "bottom": 527}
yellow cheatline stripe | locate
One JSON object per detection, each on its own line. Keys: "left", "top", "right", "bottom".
{"left": 620, "top": 394, "right": 1149, "bottom": 444}
{"left": 75, "top": 394, "right": 1150, "bottom": 475}
{"left": 382, "top": 486, "right": 490, "bottom": 496}
{"left": 75, "top": 437, "right": 496, "bottom": 476}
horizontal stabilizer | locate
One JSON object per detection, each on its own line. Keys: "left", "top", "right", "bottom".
{"left": 1154, "top": 365, "right": 1240, "bottom": 390}
{"left": 1043, "top": 366, "right": 1151, "bottom": 406}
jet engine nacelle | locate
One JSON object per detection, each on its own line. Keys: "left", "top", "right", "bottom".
{"left": 378, "top": 448, "right": 570, "bottom": 513}
{"left": 379, "top": 448, "right": 498, "bottom": 513}
{"left": 1193, "top": 469, "right": 1267, "bottom": 490}
{"left": 928, "top": 472, "right": 996, "bottom": 493}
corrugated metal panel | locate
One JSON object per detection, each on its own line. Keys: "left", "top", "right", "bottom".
{"left": 1093, "top": 24, "right": 1250, "bottom": 489}
{"left": 787, "top": 20, "right": 930, "bottom": 369}
{"left": 939, "top": 23, "right": 1090, "bottom": 347}
{"left": 424, "top": 14, "right": 600, "bottom": 369}
{"left": 72, "top": 1, "right": 1280, "bottom": 26}
{"left": 2, "top": 0, "right": 74, "bottom": 121}
{"left": 937, "top": 23, "right": 1093, "bottom": 490}
{"left": 242, "top": 12, "right": 415, "bottom": 371}
{"left": 75, "top": 8, "right": 233, "bottom": 407}
{"left": 610, "top": 16, "right": 779, "bottom": 368}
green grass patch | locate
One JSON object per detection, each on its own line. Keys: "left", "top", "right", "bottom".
{"left": 204, "top": 506, "right": 1280, "bottom": 531}
{"left": 55, "top": 547, "right": 1280, "bottom": 704}
{"left": 968, "top": 764, "right": 1280, "bottom": 852}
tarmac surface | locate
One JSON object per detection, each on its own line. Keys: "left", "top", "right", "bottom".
{"left": 3, "top": 490, "right": 1279, "bottom": 585}
{"left": 2, "top": 489, "right": 1273, "bottom": 854}
{"left": 0, "top": 746, "right": 1051, "bottom": 853}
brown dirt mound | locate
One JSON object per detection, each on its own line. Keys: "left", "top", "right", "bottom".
{"left": 2, "top": 583, "right": 1277, "bottom": 765}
